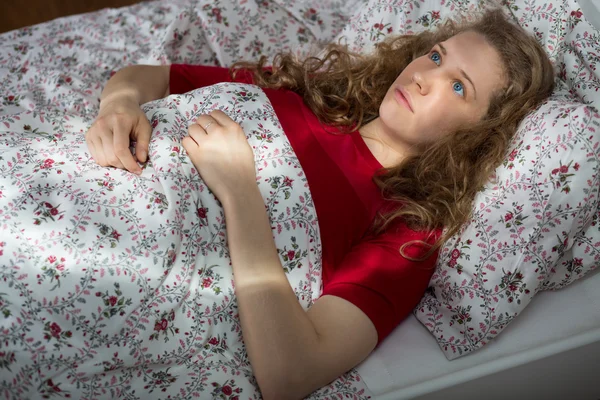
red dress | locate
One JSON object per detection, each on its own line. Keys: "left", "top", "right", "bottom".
{"left": 170, "top": 64, "right": 441, "bottom": 345}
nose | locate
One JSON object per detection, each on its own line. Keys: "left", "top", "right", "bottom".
{"left": 411, "top": 71, "right": 428, "bottom": 95}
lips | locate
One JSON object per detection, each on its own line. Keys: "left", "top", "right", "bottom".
{"left": 394, "top": 87, "right": 413, "bottom": 112}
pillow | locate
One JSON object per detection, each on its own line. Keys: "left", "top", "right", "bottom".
{"left": 332, "top": 0, "right": 600, "bottom": 360}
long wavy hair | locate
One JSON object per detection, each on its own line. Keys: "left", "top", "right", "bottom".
{"left": 233, "top": 8, "right": 555, "bottom": 261}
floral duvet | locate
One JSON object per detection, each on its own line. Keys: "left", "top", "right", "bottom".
{"left": 0, "top": 0, "right": 372, "bottom": 399}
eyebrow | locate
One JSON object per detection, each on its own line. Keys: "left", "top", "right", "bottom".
{"left": 438, "top": 43, "right": 477, "bottom": 100}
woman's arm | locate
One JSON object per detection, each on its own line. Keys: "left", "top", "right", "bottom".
{"left": 222, "top": 188, "right": 378, "bottom": 400}
{"left": 100, "top": 64, "right": 170, "bottom": 107}
{"left": 183, "top": 111, "right": 378, "bottom": 399}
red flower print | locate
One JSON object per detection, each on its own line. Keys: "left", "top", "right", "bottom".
{"left": 152, "top": 119, "right": 159, "bottom": 128}
{"left": 209, "top": 337, "right": 219, "bottom": 345}
{"left": 287, "top": 250, "right": 295, "bottom": 260}
{"left": 197, "top": 207, "right": 207, "bottom": 219}
{"left": 154, "top": 318, "right": 168, "bottom": 332}
{"left": 111, "top": 230, "right": 121, "bottom": 240}
{"left": 451, "top": 249, "right": 460, "bottom": 259}
{"left": 448, "top": 258, "right": 457, "bottom": 267}
{"left": 222, "top": 386, "right": 233, "bottom": 396}
{"left": 109, "top": 296, "right": 118, "bottom": 306}
{"left": 96, "top": 292, "right": 102, "bottom": 297}
{"left": 571, "top": 10, "right": 583, "bottom": 18}
{"left": 50, "top": 208, "right": 59, "bottom": 216}
{"left": 7, "top": 95, "right": 14, "bottom": 102}
{"left": 48, "top": 255, "right": 57, "bottom": 263}
{"left": 202, "top": 277, "right": 213, "bottom": 288}
{"left": 573, "top": 162, "right": 580, "bottom": 171}
{"left": 551, "top": 168, "right": 559, "bottom": 175}
{"left": 283, "top": 176, "right": 294, "bottom": 187}
{"left": 172, "top": 146, "right": 179, "bottom": 152}
{"left": 560, "top": 165, "right": 568, "bottom": 174}
{"left": 432, "top": 11, "right": 440, "bottom": 20}
{"left": 509, "top": 284, "right": 518, "bottom": 292}
{"left": 505, "top": 212, "right": 513, "bottom": 222}
{"left": 50, "top": 322, "right": 62, "bottom": 338}
{"left": 508, "top": 149, "right": 518, "bottom": 161}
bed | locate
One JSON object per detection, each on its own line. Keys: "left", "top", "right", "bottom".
{"left": 0, "top": 0, "right": 598, "bottom": 399}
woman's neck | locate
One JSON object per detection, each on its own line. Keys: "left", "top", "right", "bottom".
{"left": 358, "top": 118, "right": 407, "bottom": 168}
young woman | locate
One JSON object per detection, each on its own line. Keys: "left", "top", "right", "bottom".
{"left": 85, "top": 8, "right": 555, "bottom": 400}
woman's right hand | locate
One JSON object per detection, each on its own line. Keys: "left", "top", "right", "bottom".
{"left": 85, "top": 98, "right": 152, "bottom": 175}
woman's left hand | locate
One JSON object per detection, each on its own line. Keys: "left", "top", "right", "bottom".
{"left": 182, "top": 110, "right": 257, "bottom": 204}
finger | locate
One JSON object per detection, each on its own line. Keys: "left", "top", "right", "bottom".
{"left": 188, "top": 123, "right": 208, "bottom": 144}
{"left": 113, "top": 124, "right": 142, "bottom": 174}
{"left": 92, "top": 136, "right": 108, "bottom": 166}
{"left": 86, "top": 135, "right": 98, "bottom": 164}
{"left": 208, "top": 109, "right": 235, "bottom": 127}
{"left": 181, "top": 135, "right": 198, "bottom": 152}
{"left": 101, "top": 131, "right": 125, "bottom": 170}
{"left": 134, "top": 117, "right": 152, "bottom": 163}
{"left": 194, "top": 114, "right": 220, "bottom": 132}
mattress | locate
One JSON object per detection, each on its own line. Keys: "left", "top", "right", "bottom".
{"left": 356, "top": 269, "right": 600, "bottom": 399}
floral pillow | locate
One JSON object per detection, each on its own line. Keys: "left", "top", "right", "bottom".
{"left": 332, "top": 0, "right": 600, "bottom": 360}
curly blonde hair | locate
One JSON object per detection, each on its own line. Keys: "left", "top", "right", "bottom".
{"left": 233, "top": 8, "right": 555, "bottom": 261}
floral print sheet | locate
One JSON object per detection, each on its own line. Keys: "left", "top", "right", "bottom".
{"left": 0, "top": 1, "right": 373, "bottom": 399}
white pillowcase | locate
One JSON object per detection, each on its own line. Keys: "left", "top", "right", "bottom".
{"left": 332, "top": 0, "right": 600, "bottom": 360}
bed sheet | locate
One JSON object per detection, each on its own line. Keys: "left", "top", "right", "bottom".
{"left": 356, "top": 269, "right": 600, "bottom": 399}
{"left": 0, "top": 1, "right": 374, "bottom": 399}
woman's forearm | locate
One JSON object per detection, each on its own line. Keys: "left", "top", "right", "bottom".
{"left": 100, "top": 64, "right": 170, "bottom": 107}
{"left": 222, "top": 186, "right": 322, "bottom": 399}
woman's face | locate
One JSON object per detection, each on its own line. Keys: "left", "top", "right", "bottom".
{"left": 378, "top": 31, "right": 506, "bottom": 151}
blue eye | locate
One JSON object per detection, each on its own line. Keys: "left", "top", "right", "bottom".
{"left": 430, "top": 51, "right": 441, "bottom": 65}
{"left": 453, "top": 81, "right": 465, "bottom": 97}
